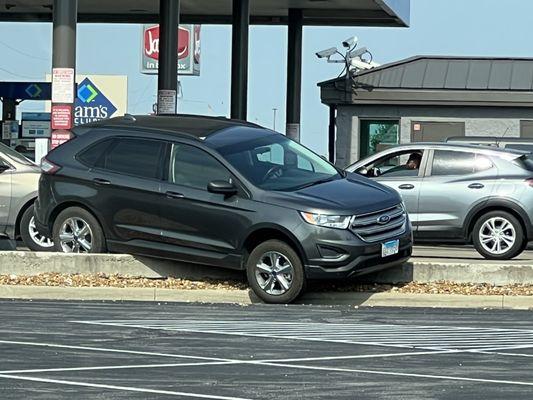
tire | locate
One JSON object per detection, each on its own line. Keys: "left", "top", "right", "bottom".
{"left": 19, "top": 204, "right": 54, "bottom": 252}
{"left": 52, "top": 207, "right": 106, "bottom": 253}
{"left": 246, "top": 239, "right": 306, "bottom": 304}
{"left": 472, "top": 210, "right": 525, "bottom": 260}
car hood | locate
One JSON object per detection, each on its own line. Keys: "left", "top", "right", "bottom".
{"left": 261, "top": 173, "right": 401, "bottom": 215}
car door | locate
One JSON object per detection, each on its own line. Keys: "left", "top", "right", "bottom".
{"left": 417, "top": 149, "right": 496, "bottom": 239}
{"left": 80, "top": 137, "right": 167, "bottom": 250}
{"left": 355, "top": 149, "right": 428, "bottom": 229}
{"left": 0, "top": 156, "right": 12, "bottom": 228}
{"left": 158, "top": 142, "right": 255, "bottom": 268}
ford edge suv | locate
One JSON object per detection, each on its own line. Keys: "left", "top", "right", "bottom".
{"left": 35, "top": 115, "right": 412, "bottom": 303}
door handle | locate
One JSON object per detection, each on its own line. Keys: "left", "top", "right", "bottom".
{"left": 166, "top": 191, "right": 185, "bottom": 199}
{"left": 398, "top": 184, "right": 415, "bottom": 190}
{"left": 468, "top": 183, "right": 484, "bottom": 189}
{"left": 93, "top": 178, "right": 111, "bottom": 185}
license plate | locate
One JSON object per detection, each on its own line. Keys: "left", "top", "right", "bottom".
{"left": 382, "top": 240, "right": 399, "bottom": 258}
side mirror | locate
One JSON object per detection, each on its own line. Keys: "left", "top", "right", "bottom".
{"left": 208, "top": 180, "right": 238, "bottom": 196}
{"left": 0, "top": 165, "right": 10, "bottom": 174}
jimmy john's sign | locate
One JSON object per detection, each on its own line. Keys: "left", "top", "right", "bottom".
{"left": 141, "top": 24, "right": 200, "bottom": 76}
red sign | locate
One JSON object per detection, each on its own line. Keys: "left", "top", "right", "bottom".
{"left": 143, "top": 25, "right": 190, "bottom": 61}
{"left": 51, "top": 105, "right": 72, "bottom": 130}
{"left": 50, "top": 129, "right": 72, "bottom": 149}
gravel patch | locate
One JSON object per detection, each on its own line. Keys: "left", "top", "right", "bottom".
{"left": 0, "top": 273, "right": 532, "bottom": 296}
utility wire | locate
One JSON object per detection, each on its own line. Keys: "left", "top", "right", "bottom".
{"left": 0, "top": 67, "right": 42, "bottom": 80}
{"left": 0, "top": 40, "right": 50, "bottom": 62}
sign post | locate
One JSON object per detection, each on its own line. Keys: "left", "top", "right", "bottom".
{"left": 51, "top": 0, "right": 77, "bottom": 150}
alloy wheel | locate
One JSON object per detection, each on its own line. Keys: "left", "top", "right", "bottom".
{"left": 28, "top": 216, "right": 54, "bottom": 248}
{"left": 59, "top": 217, "right": 93, "bottom": 253}
{"left": 479, "top": 217, "right": 516, "bottom": 255}
{"left": 254, "top": 251, "right": 294, "bottom": 295}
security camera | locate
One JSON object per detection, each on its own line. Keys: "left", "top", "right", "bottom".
{"left": 342, "top": 36, "right": 358, "bottom": 48}
{"left": 350, "top": 58, "right": 379, "bottom": 71}
{"left": 315, "top": 47, "right": 338, "bottom": 59}
{"left": 348, "top": 47, "right": 368, "bottom": 59}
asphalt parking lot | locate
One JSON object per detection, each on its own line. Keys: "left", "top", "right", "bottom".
{"left": 0, "top": 300, "right": 532, "bottom": 399}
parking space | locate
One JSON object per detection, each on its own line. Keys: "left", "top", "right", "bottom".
{"left": 0, "top": 301, "right": 532, "bottom": 399}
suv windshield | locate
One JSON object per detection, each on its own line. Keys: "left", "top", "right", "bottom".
{"left": 0, "top": 142, "right": 34, "bottom": 166}
{"left": 213, "top": 132, "right": 341, "bottom": 191}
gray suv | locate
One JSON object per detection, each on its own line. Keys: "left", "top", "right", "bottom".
{"left": 0, "top": 143, "right": 53, "bottom": 251}
{"left": 347, "top": 143, "right": 533, "bottom": 260}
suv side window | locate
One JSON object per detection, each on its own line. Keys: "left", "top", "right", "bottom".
{"left": 169, "top": 143, "right": 231, "bottom": 190}
{"left": 100, "top": 138, "right": 166, "bottom": 179}
{"left": 359, "top": 150, "right": 424, "bottom": 178}
{"left": 431, "top": 150, "right": 479, "bottom": 176}
{"left": 77, "top": 139, "right": 113, "bottom": 167}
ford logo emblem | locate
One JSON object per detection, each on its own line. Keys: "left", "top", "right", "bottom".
{"left": 377, "top": 215, "right": 390, "bottom": 224}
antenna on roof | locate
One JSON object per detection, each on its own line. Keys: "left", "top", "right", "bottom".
{"left": 497, "top": 126, "right": 511, "bottom": 147}
{"left": 123, "top": 114, "right": 136, "bottom": 122}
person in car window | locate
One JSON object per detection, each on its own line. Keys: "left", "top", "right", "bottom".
{"left": 381, "top": 152, "right": 422, "bottom": 176}
{"left": 406, "top": 152, "right": 422, "bottom": 170}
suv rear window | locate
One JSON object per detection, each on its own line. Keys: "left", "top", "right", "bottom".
{"left": 77, "top": 139, "right": 113, "bottom": 167}
{"left": 431, "top": 150, "right": 492, "bottom": 176}
{"left": 100, "top": 138, "right": 166, "bottom": 179}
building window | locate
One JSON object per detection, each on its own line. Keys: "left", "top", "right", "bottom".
{"left": 360, "top": 120, "right": 399, "bottom": 158}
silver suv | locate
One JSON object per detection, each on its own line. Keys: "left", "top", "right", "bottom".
{"left": 347, "top": 143, "right": 533, "bottom": 260}
{"left": 0, "top": 143, "right": 53, "bottom": 251}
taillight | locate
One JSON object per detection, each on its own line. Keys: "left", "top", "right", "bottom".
{"left": 525, "top": 178, "right": 533, "bottom": 187}
{"left": 41, "top": 158, "right": 60, "bottom": 174}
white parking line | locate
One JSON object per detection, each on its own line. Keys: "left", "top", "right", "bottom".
{"left": 259, "top": 349, "right": 459, "bottom": 363}
{"left": 0, "top": 361, "right": 237, "bottom": 375}
{"left": 256, "top": 361, "right": 533, "bottom": 387}
{"left": 0, "top": 339, "right": 232, "bottom": 362}
{"left": 0, "top": 374, "right": 252, "bottom": 400}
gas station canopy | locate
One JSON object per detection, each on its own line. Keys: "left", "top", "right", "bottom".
{"left": 0, "top": 0, "right": 409, "bottom": 26}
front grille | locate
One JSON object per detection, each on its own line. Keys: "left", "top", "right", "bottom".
{"left": 350, "top": 204, "right": 407, "bottom": 243}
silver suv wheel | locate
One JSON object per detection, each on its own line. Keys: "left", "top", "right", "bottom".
{"left": 59, "top": 217, "right": 93, "bottom": 253}
{"left": 255, "top": 251, "right": 294, "bottom": 295}
{"left": 479, "top": 217, "right": 516, "bottom": 255}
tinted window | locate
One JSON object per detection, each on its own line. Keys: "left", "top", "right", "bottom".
{"left": 169, "top": 144, "right": 231, "bottom": 190}
{"left": 77, "top": 139, "right": 113, "bottom": 167}
{"left": 431, "top": 150, "right": 492, "bottom": 176}
{"left": 101, "top": 138, "right": 165, "bottom": 179}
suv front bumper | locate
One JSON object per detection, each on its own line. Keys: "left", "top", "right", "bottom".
{"left": 296, "top": 222, "right": 413, "bottom": 280}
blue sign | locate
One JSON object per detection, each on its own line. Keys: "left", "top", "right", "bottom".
{"left": 21, "top": 112, "right": 50, "bottom": 121}
{"left": 0, "top": 82, "right": 51, "bottom": 100}
{"left": 74, "top": 78, "right": 117, "bottom": 125}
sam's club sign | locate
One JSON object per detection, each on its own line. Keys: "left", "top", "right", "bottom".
{"left": 75, "top": 78, "right": 118, "bottom": 125}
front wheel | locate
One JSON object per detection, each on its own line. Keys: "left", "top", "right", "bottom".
{"left": 52, "top": 207, "right": 106, "bottom": 253}
{"left": 472, "top": 211, "right": 525, "bottom": 260}
{"left": 19, "top": 204, "right": 54, "bottom": 252}
{"left": 246, "top": 240, "right": 306, "bottom": 304}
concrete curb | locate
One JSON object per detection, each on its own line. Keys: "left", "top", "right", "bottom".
{"left": 3, "top": 251, "right": 533, "bottom": 286}
{"left": 1, "top": 285, "right": 532, "bottom": 310}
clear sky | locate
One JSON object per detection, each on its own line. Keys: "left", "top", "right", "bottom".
{"left": 1, "top": 0, "right": 533, "bottom": 154}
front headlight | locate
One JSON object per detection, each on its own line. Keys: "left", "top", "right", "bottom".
{"left": 300, "top": 212, "right": 351, "bottom": 229}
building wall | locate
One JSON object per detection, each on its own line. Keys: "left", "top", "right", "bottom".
{"left": 335, "top": 105, "right": 533, "bottom": 166}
